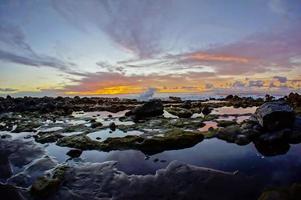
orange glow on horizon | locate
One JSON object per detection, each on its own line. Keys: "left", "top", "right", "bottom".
{"left": 188, "top": 52, "right": 250, "bottom": 63}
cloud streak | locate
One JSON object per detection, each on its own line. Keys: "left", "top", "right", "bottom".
{"left": 52, "top": 0, "right": 171, "bottom": 59}
{"left": 0, "top": 23, "right": 76, "bottom": 73}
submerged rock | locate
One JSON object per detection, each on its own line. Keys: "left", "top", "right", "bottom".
{"left": 255, "top": 101, "right": 295, "bottom": 131}
{"left": 52, "top": 161, "right": 259, "bottom": 200}
{"left": 258, "top": 183, "right": 301, "bottom": 200}
{"left": 125, "top": 99, "right": 164, "bottom": 120}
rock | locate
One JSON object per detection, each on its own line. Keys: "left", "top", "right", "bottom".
{"left": 30, "top": 165, "right": 68, "bottom": 198}
{"left": 109, "top": 122, "right": 116, "bottom": 131}
{"left": 35, "top": 133, "right": 64, "bottom": 144}
{"left": 52, "top": 161, "right": 259, "bottom": 200}
{"left": 255, "top": 101, "right": 295, "bottom": 131}
{"left": 57, "top": 129, "right": 204, "bottom": 155}
{"left": 258, "top": 183, "right": 301, "bottom": 200}
{"left": 216, "top": 120, "right": 238, "bottom": 127}
{"left": 235, "top": 135, "right": 250, "bottom": 145}
{"left": 66, "top": 149, "right": 82, "bottom": 158}
{"left": 0, "top": 183, "right": 23, "bottom": 200}
{"left": 125, "top": 99, "right": 164, "bottom": 119}
{"left": 216, "top": 125, "right": 242, "bottom": 143}
{"left": 91, "top": 122, "right": 103, "bottom": 128}
{"left": 168, "top": 96, "right": 181, "bottom": 102}
{"left": 165, "top": 107, "right": 193, "bottom": 118}
{"left": 201, "top": 106, "right": 211, "bottom": 116}
{"left": 181, "top": 100, "right": 192, "bottom": 109}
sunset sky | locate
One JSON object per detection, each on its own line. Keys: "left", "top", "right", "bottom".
{"left": 0, "top": 0, "right": 301, "bottom": 97}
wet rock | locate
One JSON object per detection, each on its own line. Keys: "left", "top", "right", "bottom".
{"left": 217, "top": 125, "right": 242, "bottom": 143}
{"left": 216, "top": 120, "right": 238, "bottom": 127}
{"left": 66, "top": 149, "right": 82, "bottom": 158}
{"left": 0, "top": 152, "right": 12, "bottom": 179}
{"left": 201, "top": 106, "right": 211, "bottom": 116}
{"left": 35, "top": 132, "right": 64, "bottom": 144}
{"left": 30, "top": 176, "right": 61, "bottom": 197}
{"left": 165, "top": 107, "right": 193, "bottom": 118}
{"left": 255, "top": 101, "right": 295, "bottom": 131}
{"left": 258, "top": 183, "right": 301, "bottom": 200}
{"left": 8, "top": 156, "right": 58, "bottom": 188}
{"left": 53, "top": 161, "right": 259, "bottom": 200}
{"left": 30, "top": 165, "right": 68, "bottom": 198}
{"left": 181, "top": 100, "right": 192, "bottom": 109}
{"left": 58, "top": 129, "right": 204, "bottom": 155}
{"left": 109, "top": 122, "right": 116, "bottom": 131}
{"left": 91, "top": 121, "right": 103, "bottom": 128}
{"left": 0, "top": 139, "right": 45, "bottom": 169}
{"left": 12, "top": 122, "right": 40, "bottom": 133}
{"left": 235, "top": 135, "right": 250, "bottom": 145}
{"left": 0, "top": 183, "right": 24, "bottom": 200}
{"left": 125, "top": 99, "right": 164, "bottom": 120}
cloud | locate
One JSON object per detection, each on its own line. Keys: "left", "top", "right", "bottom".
{"left": 268, "top": 0, "right": 288, "bottom": 15}
{"left": 232, "top": 81, "right": 246, "bottom": 88}
{"left": 0, "top": 88, "right": 17, "bottom": 92}
{"left": 170, "top": 24, "right": 301, "bottom": 76}
{"left": 52, "top": 0, "right": 171, "bottom": 59}
{"left": 61, "top": 71, "right": 217, "bottom": 95}
{"left": 273, "top": 76, "right": 287, "bottom": 83}
{"left": 248, "top": 80, "right": 264, "bottom": 87}
{"left": 0, "top": 23, "right": 77, "bottom": 73}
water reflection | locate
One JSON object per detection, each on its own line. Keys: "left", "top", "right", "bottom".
{"left": 87, "top": 128, "right": 143, "bottom": 142}
{"left": 42, "top": 137, "right": 301, "bottom": 187}
{"left": 212, "top": 106, "right": 257, "bottom": 115}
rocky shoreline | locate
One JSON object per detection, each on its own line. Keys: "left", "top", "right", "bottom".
{"left": 1, "top": 93, "right": 301, "bottom": 200}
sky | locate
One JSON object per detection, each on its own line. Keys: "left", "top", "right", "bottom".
{"left": 0, "top": 0, "right": 301, "bottom": 97}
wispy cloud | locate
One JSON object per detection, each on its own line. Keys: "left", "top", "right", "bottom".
{"left": 52, "top": 0, "right": 171, "bottom": 59}
{"left": 0, "top": 23, "right": 77, "bottom": 73}
{"left": 0, "top": 87, "right": 17, "bottom": 93}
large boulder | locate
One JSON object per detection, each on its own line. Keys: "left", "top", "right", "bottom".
{"left": 125, "top": 99, "right": 164, "bottom": 119}
{"left": 255, "top": 101, "right": 295, "bottom": 131}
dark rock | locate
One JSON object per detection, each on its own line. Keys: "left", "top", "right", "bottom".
{"left": 258, "top": 183, "right": 301, "bottom": 200}
{"left": 216, "top": 120, "right": 238, "bottom": 127}
{"left": 91, "top": 122, "right": 103, "bottom": 128}
{"left": 125, "top": 99, "right": 164, "bottom": 119}
{"left": 255, "top": 101, "right": 295, "bottom": 131}
{"left": 201, "top": 106, "right": 211, "bottom": 116}
{"left": 109, "top": 122, "right": 116, "bottom": 131}
{"left": 165, "top": 107, "right": 193, "bottom": 118}
{"left": 0, "top": 183, "right": 23, "bottom": 200}
{"left": 66, "top": 149, "right": 82, "bottom": 158}
{"left": 235, "top": 135, "right": 250, "bottom": 145}
{"left": 181, "top": 101, "right": 192, "bottom": 109}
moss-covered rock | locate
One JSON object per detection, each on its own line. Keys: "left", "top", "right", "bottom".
{"left": 165, "top": 107, "right": 193, "bottom": 118}
{"left": 30, "top": 165, "right": 69, "bottom": 198}
{"left": 12, "top": 122, "right": 40, "bottom": 133}
{"left": 35, "top": 132, "right": 64, "bottom": 144}
{"left": 216, "top": 120, "right": 238, "bottom": 127}
{"left": 258, "top": 184, "right": 301, "bottom": 200}
{"left": 57, "top": 129, "right": 204, "bottom": 155}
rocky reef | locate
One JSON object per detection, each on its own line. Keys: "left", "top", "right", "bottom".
{"left": 1, "top": 93, "right": 301, "bottom": 200}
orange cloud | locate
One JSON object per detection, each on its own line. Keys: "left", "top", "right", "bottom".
{"left": 187, "top": 52, "right": 250, "bottom": 63}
